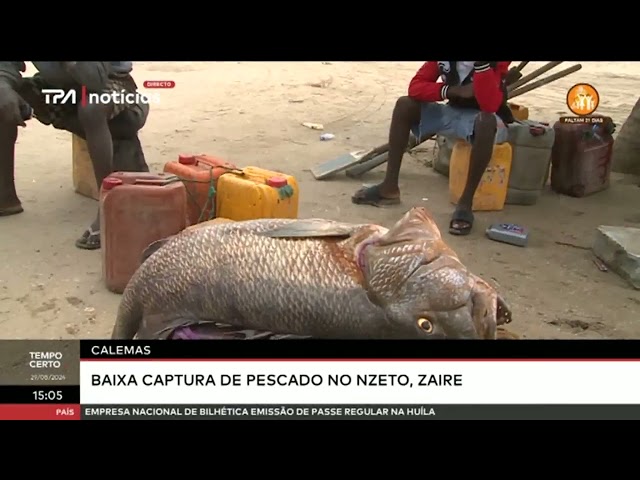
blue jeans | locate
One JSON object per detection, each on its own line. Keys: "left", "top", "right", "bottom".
{"left": 410, "top": 102, "right": 509, "bottom": 144}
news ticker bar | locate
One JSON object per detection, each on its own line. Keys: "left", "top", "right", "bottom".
{"left": 80, "top": 340, "right": 640, "bottom": 359}
{"left": 2, "top": 339, "right": 640, "bottom": 362}
{"left": 3, "top": 404, "right": 640, "bottom": 420}
{"left": 80, "top": 404, "right": 640, "bottom": 420}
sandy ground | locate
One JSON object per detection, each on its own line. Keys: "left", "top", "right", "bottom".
{"left": 0, "top": 61, "right": 639, "bottom": 340}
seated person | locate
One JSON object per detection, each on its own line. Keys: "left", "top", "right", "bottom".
{"left": 0, "top": 61, "right": 150, "bottom": 249}
{"left": 352, "top": 61, "right": 515, "bottom": 236}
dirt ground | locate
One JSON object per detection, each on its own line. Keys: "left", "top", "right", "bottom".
{"left": 0, "top": 61, "right": 639, "bottom": 339}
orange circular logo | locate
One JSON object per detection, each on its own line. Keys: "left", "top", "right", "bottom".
{"left": 566, "top": 83, "right": 599, "bottom": 116}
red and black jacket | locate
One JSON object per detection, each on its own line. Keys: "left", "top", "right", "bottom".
{"left": 408, "top": 61, "right": 515, "bottom": 124}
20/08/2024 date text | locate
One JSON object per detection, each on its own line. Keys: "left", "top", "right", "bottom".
{"left": 30, "top": 374, "right": 66, "bottom": 382}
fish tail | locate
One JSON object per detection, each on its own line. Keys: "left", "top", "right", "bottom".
{"left": 111, "top": 289, "right": 143, "bottom": 339}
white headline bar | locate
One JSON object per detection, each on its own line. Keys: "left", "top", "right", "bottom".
{"left": 79, "top": 360, "right": 640, "bottom": 405}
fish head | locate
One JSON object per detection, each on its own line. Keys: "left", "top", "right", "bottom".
{"left": 359, "top": 207, "right": 512, "bottom": 339}
{"left": 388, "top": 265, "right": 511, "bottom": 339}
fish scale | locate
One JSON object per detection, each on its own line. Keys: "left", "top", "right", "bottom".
{"left": 112, "top": 208, "right": 514, "bottom": 340}
{"left": 118, "top": 219, "right": 389, "bottom": 339}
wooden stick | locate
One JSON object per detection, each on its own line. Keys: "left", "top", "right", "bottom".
{"left": 507, "top": 61, "right": 563, "bottom": 92}
{"left": 505, "top": 61, "right": 529, "bottom": 86}
{"left": 514, "top": 61, "right": 529, "bottom": 72}
{"left": 354, "top": 142, "right": 391, "bottom": 165}
{"left": 345, "top": 133, "right": 432, "bottom": 178}
{"left": 345, "top": 152, "right": 389, "bottom": 178}
{"left": 509, "top": 64, "right": 582, "bottom": 99}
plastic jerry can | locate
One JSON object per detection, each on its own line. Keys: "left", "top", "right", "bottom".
{"left": 449, "top": 141, "right": 513, "bottom": 211}
{"left": 100, "top": 172, "right": 188, "bottom": 294}
{"left": 215, "top": 167, "right": 299, "bottom": 221}
{"left": 72, "top": 134, "right": 99, "bottom": 201}
{"left": 550, "top": 120, "right": 614, "bottom": 197}
{"left": 505, "top": 120, "right": 555, "bottom": 205}
{"left": 163, "top": 154, "right": 238, "bottom": 227}
{"left": 508, "top": 103, "right": 530, "bottom": 122}
{"left": 433, "top": 135, "right": 455, "bottom": 177}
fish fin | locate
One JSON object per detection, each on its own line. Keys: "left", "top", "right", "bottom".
{"left": 140, "top": 237, "right": 173, "bottom": 264}
{"left": 496, "top": 294, "right": 513, "bottom": 326}
{"left": 377, "top": 207, "right": 442, "bottom": 245}
{"left": 136, "top": 312, "right": 203, "bottom": 340}
{"left": 258, "top": 219, "right": 360, "bottom": 239}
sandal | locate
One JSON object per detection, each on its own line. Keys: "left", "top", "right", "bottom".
{"left": 351, "top": 184, "right": 401, "bottom": 207}
{"left": 449, "top": 207, "right": 474, "bottom": 236}
{"left": 75, "top": 227, "right": 101, "bottom": 250}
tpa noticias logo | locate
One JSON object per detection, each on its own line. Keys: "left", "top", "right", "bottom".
{"left": 42, "top": 80, "right": 174, "bottom": 107}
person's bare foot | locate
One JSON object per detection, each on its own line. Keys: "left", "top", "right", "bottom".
{"left": 0, "top": 196, "right": 23, "bottom": 216}
{"left": 352, "top": 184, "right": 401, "bottom": 207}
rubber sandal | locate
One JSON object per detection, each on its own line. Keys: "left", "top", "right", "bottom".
{"left": 0, "top": 204, "right": 24, "bottom": 216}
{"left": 449, "top": 207, "right": 474, "bottom": 236}
{"left": 351, "top": 184, "right": 401, "bottom": 207}
{"left": 75, "top": 227, "right": 101, "bottom": 250}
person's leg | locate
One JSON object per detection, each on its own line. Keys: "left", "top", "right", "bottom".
{"left": 352, "top": 98, "right": 447, "bottom": 207}
{"left": 75, "top": 100, "right": 151, "bottom": 249}
{"left": 8, "top": 76, "right": 83, "bottom": 217}
{"left": 54, "top": 103, "right": 149, "bottom": 166}
{"left": 449, "top": 111, "right": 508, "bottom": 235}
{"left": 109, "top": 106, "right": 150, "bottom": 173}
{"left": 1, "top": 81, "right": 43, "bottom": 216}
{"left": 0, "top": 121, "right": 22, "bottom": 216}
{"left": 74, "top": 102, "right": 114, "bottom": 249}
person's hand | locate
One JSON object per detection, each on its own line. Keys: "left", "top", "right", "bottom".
{"left": 0, "top": 84, "right": 26, "bottom": 127}
{"left": 458, "top": 84, "right": 475, "bottom": 98}
{"left": 448, "top": 84, "right": 475, "bottom": 99}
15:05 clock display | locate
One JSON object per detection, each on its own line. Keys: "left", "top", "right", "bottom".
{"left": 32, "top": 390, "right": 63, "bottom": 402}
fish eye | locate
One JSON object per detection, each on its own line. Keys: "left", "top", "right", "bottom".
{"left": 417, "top": 317, "right": 433, "bottom": 333}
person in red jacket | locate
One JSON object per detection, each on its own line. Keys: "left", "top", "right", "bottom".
{"left": 352, "top": 61, "right": 514, "bottom": 235}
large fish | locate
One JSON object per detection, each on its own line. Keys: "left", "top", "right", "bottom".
{"left": 111, "top": 207, "right": 512, "bottom": 340}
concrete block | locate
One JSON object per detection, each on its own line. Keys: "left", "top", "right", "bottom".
{"left": 592, "top": 226, "right": 640, "bottom": 290}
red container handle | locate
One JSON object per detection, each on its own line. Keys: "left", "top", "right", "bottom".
{"left": 267, "top": 177, "right": 288, "bottom": 188}
{"left": 102, "top": 177, "right": 123, "bottom": 191}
